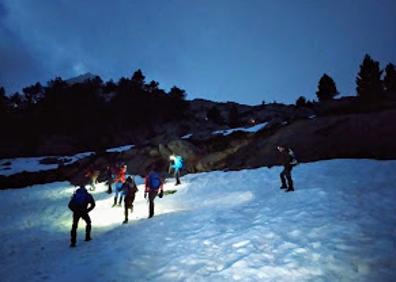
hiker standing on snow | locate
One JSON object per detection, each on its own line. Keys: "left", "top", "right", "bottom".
{"left": 85, "top": 167, "right": 100, "bottom": 191}
{"left": 68, "top": 185, "right": 96, "bottom": 247}
{"left": 169, "top": 154, "right": 183, "bottom": 185}
{"left": 144, "top": 164, "right": 164, "bottom": 218}
{"left": 277, "top": 145, "right": 298, "bottom": 192}
{"left": 113, "top": 164, "right": 127, "bottom": 207}
{"left": 105, "top": 165, "right": 114, "bottom": 194}
{"left": 122, "top": 176, "right": 138, "bottom": 224}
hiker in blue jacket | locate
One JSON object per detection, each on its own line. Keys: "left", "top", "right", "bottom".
{"left": 144, "top": 163, "right": 164, "bottom": 218}
{"left": 68, "top": 185, "right": 96, "bottom": 247}
{"left": 169, "top": 154, "right": 183, "bottom": 185}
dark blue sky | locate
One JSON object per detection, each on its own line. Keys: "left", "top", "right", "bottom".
{"left": 1, "top": 0, "right": 395, "bottom": 105}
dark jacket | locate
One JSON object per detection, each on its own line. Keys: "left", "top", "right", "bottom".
{"left": 68, "top": 187, "right": 96, "bottom": 213}
{"left": 144, "top": 171, "right": 164, "bottom": 192}
{"left": 123, "top": 181, "right": 138, "bottom": 207}
{"left": 105, "top": 167, "right": 113, "bottom": 183}
{"left": 279, "top": 148, "right": 298, "bottom": 167}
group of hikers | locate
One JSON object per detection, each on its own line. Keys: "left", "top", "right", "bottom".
{"left": 68, "top": 154, "right": 184, "bottom": 247}
{"left": 67, "top": 145, "right": 297, "bottom": 248}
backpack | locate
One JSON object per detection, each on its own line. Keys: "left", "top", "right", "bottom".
{"left": 174, "top": 156, "right": 184, "bottom": 170}
{"left": 68, "top": 188, "right": 88, "bottom": 211}
{"left": 148, "top": 172, "right": 161, "bottom": 190}
{"left": 288, "top": 149, "right": 298, "bottom": 165}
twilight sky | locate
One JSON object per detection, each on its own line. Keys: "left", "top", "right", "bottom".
{"left": 0, "top": 0, "right": 395, "bottom": 105}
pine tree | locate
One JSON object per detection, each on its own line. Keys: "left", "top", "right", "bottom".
{"left": 356, "top": 54, "right": 384, "bottom": 100}
{"left": 131, "top": 69, "right": 145, "bottom": 89}
{"left": 383, "top": 63, "right": 396, "bottom": 96}
{"left": 145, "top": 80, "right": 160, "bottom": 94}
{"left": 0, "top": 87, "right": 5, "bottom": 100}
{"left": 104, "top": 80, "right": 117, "bottom": 93}
{"left": 295, "top": 96, "right": 307, "bottom": 107}
{"left": 316, "top": 73, "right": 339, "bottom": 101}
{"left": 23, "top": 82, "right": 43, "bottom": 105}
{"left": 168, "top": 86, "right": 188, "bottom": 118}
{"left": 0, "top": 86, "right": 7, "bottom": 112}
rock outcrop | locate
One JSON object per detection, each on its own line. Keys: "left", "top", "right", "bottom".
{"left": 2, "top": 99, "right": 396, "bottom": 189}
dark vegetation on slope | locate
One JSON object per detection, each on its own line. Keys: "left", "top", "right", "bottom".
{"left": 1, "top": 54, "right": 396, "bottom": 189}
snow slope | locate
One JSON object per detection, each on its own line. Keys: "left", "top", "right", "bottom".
{"left": 105, "top": 144, "right": 135, "bottom": 153}
{"left": 0, "top": 152, "right": 93, "bottom": 176}
{"left": 0, "top": 159, "right": 395, "bottom": 281}
{"left": 0, "top": 144, "right": 135, "bottom": 177}
{"left": 212, "top": 122, "right": 268, "bottom": 136}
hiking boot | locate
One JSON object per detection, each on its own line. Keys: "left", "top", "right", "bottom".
{"left": 280, "top": 185, "right": 287, "bottom": 189}
{"left": 122, "top": 219, "right": 128, "bottom": 224}
{"left": 70, "top": 242, "right": 76, "bottom": 248}
{"left": 85, "top": 237, "right": 92, "bottom": 242}
{"left": 285, "top": 188, "right": 294, "bottom": 192}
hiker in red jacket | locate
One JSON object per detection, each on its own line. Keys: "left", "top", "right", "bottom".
{"left": 113, "top": 164, "right": 127, "bottom": 207}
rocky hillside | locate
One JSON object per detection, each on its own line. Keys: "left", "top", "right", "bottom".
{"left": 1, "top": 97, "right": 396, "bottom": 189}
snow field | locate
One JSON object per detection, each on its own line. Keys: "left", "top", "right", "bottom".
{"left": 0, "top": 159, "right": 395, "bottom": 281}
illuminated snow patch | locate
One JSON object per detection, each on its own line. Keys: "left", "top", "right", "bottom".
{"left": 212, "top": 122, "right": 268, "bottom": 136}
{"left": 0, "top": 152, "right": 94, "bottom": 176}
{"left": 105, "top": 144, "right": 135, "bottom": 153}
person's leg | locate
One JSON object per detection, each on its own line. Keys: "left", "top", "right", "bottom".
{"left": 130, "top": 194, "right": 136, "bottom": 213}
{"left": 149, "top": 199, "right": 154, "bottom": 218}
{"left": 113, "top": 182, "right": 122, "bottom": 206}
{"left": 285, "top": 166, "right": 294, "bottom": 192}
{"left": 70, "top": 213, "right": 81, "bottom": 246}
{"left": 107, "top": 180, "right": 112, "bottom": 194}
{"left": 175, "top": 169, "right": 181, "bottom": 185}
{"left": 148, "top": 190, "right": 158, "bottom": 218}
{"left": 123, "top": 202, "right": 128, "bottom": 223}
{"left": 91, "top": 181, "right": 96, "bottom": 191}
{"left": 81, "top": 213, "right": 92, "bottom": 241}
{"left": 118, "top": 191, "right": 124, "bottom": 206}
{"left": 113, "top": 189, "right": 118, "bottom": 207}
{"left": 280, "top": 168, "right": 287, "bottom": 189}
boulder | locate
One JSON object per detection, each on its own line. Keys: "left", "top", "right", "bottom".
{"left": 166, "top": 140, "right": 200, "bottom": 159}
{"left": 158, "top": 144, "right": 172, "bottom": 158}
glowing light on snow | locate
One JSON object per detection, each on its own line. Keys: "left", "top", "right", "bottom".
{"left": 84, "top": 182, "right": 186, "bottom": 228}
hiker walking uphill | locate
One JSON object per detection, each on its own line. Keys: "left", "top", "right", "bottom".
{"left": 277, "top": 145, "right": 298, "bottom": 192}
{"left": 122, "top": 176, "right": 138, "bottom": 224}
{"left": 145, "top": 165, "right": 164, "bottom": 218}
{"left": 113, "top": 164, "right": 127, "bottom": 207}
{"left": 68, "top": 185, "right": 96, "bottom": 247}
{"left": 169, "top": 155, "right": 183, "bottom": 185}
